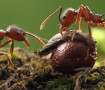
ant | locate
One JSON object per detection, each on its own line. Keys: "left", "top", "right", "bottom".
{"left": 0, "top": 25, "right": 45, "bottom": 89}
{"left": 40, "top": 5, "right": 105, "bottom": 40}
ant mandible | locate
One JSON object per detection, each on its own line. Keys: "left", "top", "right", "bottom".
{"left": 0, "top": 25, "right": 45, "bottom": 89}
{"left": 40, "top": 5, "right": 105, "bottom": 39}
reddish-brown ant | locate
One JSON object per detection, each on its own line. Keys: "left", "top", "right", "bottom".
{"left": 0, "top": 25, "right": 45, "bottom": 89}
{"left": 40, "top": 5, "right": 105, "bottom": 39}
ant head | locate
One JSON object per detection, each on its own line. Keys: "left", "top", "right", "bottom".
{"left": 6, "top": 25, "right": 45, "bottom": 48}
{"left": 6, "top": 26, "right": 30, "bottom": 47}
{"left": 0, "top": 30, "right": 6, "bottom": 40}
{"left": 60, "top": 8, "right": 78, "bottom": 27}
{"left": 40, "top": 7, "right": 78, "bottom": 35}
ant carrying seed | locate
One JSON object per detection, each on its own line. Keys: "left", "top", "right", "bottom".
{"left": 40, "top": 5, "right": 105, "bottom": 40}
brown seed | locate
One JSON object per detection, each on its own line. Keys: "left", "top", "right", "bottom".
{"left": 50, "top": 40, "right": 97, "bottom": 74}
{"left": 34, "top": 30, "right": 97, "bottom": 75}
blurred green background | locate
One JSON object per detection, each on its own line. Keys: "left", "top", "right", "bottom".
{"left": 0, "top": 0, "right": 105, "bottom": 64}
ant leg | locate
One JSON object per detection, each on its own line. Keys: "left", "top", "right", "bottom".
{"left": 80, "top": 5, "right": 90, "bottom": 19}
{"left": 83, "top": 18, "right": 97, "bottom": 27}
{"left": 10, "top": 41, "right": 14, "bottom": 60}
{"left": 74, "top": 67, "right": 91, "bottom": 90}
{"left": 88, "top": 26, "right": 92, "bottom": 39}
{"left": 79, "top": 18, "right": 82, "bottom": 31}
{"left": 0, "top": 41, "right": 27, "bottom": 89}
{"left": 0, "top": 52, "right": 14, "bottom": 71}
{"left": 73, "top": 5, "right": 90, "bottom": 40}
{"left": 75, "top": 5, "right": 90, "bottom": 30}
{"left": 40, "top": 6, "right": 62, "bottom": 30}
{"left": 71, "top": 30, "right": 77, "bottom": 40}
{"left": 0, "top": 40, "right": 14, "bottom": 60}
{"left": 0, "top": 52, "right": 27, "bottom": 89}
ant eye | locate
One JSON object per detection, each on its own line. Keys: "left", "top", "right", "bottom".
{"left": 63, "top": 16, "right": 66, "bottom": 19}
{"left": 16, "top": 31, "right": 19, "bottom": 35}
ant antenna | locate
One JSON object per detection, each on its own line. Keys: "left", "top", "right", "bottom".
{"left": 21, "top": 30, "right": 45, "bottom": 48}
{"left": 40, "top": 6, "right": 62, "bottom": 30}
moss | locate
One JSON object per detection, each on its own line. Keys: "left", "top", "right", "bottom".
{"left": 0, "top": 48, "right": 105, "bottom": 90}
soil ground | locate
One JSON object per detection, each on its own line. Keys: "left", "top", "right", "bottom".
{"left": 0, "top": 48, "right": 105, "bottom": 90}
